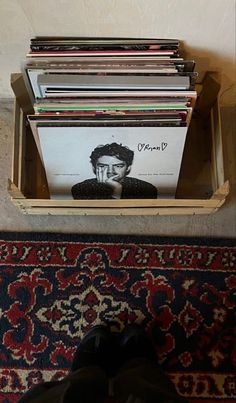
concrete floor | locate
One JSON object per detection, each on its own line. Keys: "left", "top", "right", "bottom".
{"left": 0, "top": 99, "right": 235, "bottom": 237}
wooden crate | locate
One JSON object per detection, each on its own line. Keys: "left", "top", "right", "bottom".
{"left": 8, "top": 72, "right": 229, "bottom": 215}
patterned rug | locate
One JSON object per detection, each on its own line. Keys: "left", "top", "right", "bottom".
{"left": 0, "top": 233, "right": 235, "bottom": 402}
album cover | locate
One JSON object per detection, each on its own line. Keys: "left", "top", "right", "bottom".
{"left": 28, "top": 121, "right": 188, "bottom": 200}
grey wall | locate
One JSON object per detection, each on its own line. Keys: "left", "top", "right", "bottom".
{"left": 0, "top": 0, "right": 235, "bottom": 104}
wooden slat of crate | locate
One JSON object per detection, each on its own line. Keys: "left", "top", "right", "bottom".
{"left": 210, "top": 96, "right": 225, "bottom": 190}
{"left": 14, "top": 208, "right": 218, "bottom": 216}
{"left": 11, "top": 99, "right": 21, "bottom": 187}
{"left": 8, "top": 179, "right": 229, "bottom": 215}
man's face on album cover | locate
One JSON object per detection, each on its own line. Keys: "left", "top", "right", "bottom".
{"left": 95, "top": 155, "right": 131, "bottom": 182}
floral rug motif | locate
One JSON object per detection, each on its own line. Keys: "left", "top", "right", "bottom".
{"left": 0, "top": 233, "right": 235, "bottom": 402}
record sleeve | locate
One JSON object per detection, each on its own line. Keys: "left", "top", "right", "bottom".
{"left": 28, "top": 118, "right": 188, "bottom": 200}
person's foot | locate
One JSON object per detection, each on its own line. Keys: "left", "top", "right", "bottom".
{"left": 71, "top": 325, "right": 114, "bottom": 375}
{"left": 119, "top": 323, "right": 156, "bottom": 366}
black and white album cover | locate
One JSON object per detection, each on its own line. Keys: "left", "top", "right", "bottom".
{"left": 31, "top": 123, "right": 188, "bottom": 200}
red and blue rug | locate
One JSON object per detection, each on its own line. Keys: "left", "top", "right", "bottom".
{"left": 0, "top": 233, "right": 235, "bottom": 402}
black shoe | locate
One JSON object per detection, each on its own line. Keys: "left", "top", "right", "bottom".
{"left": 119, "top": 323, "right": 157, "bottom": 366}
{"left": 71, "top": 325, "right": 113, "bottom": 375}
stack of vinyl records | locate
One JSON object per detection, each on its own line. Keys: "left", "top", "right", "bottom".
{"left": 23, "top": 37, "right": 198, "bottom": 200}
